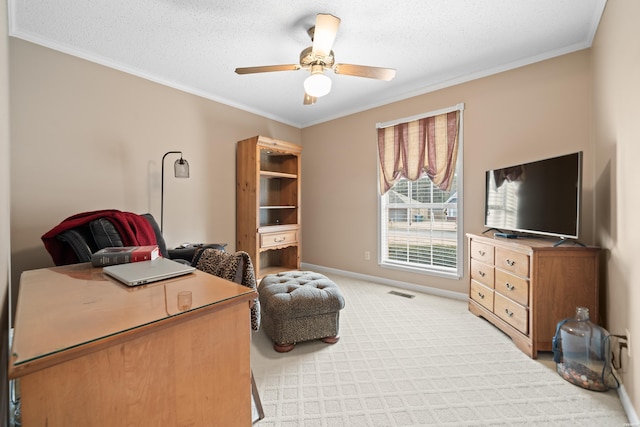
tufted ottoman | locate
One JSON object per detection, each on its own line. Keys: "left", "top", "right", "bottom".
{"left": 259, "top": 271, "right": 345, "bottom": 352}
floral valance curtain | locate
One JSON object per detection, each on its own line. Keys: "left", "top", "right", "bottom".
{"left": 377, "top": 110, "right": 460, "bottom": 195}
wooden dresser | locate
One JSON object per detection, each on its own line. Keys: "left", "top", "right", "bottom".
{"left": 467, "top": 233, "right": 600, "bottom": 358}
{"left": 9, "top": 263, "right": 257, "bottom": 426}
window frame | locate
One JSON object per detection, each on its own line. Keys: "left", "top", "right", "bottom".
{"left": 376, "top": 104, "right": 464, "bottom": 279}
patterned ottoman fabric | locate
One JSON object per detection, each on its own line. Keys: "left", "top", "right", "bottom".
{"left": 259, "top": 271, "right": 345, "bottom": 352}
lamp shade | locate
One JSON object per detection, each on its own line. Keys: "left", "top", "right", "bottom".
{"left": 174, "top": 158, "right": 189, "bottom": 178}
{"left": 161, "top": 150, "right": 190, "bottom": 233}
{"left": 304, "top": 65, "right": 331, "bottom": 98}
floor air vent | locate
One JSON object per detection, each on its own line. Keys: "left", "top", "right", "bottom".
{"left": 388, "top": 290, "right": 415, "bottom": 299}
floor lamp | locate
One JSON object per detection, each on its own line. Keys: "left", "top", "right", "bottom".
{"left": 161, "top": 151, "right": 190, "bottom": 233}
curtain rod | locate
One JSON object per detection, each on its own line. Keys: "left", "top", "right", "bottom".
{"left": 376, "top": 102, "right": 465, "bottom": 129}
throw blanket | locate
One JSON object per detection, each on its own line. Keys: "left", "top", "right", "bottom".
{"left": 42, "top": 209, "right": 158, "bottom": 266}
{"left": 194, "top": 248, "right": 260, "bottom": 332}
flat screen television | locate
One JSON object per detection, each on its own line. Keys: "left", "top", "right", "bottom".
{"left": 484, "top": 152, "right": 582, "bottom": 241}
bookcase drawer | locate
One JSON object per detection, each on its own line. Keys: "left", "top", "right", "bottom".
{"left": 260, "top": 230, "right": 298, "bottom": 249}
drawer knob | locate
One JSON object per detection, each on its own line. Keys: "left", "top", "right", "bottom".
{"left": 478, "top": 250, "right": 486, "bottom": 256}
{"left": 478, "top": 271, "right": 485, "bottom": 277}
{"left": 505, "top": 283, "right": 515, "bottom": 291}
{"left": 274, "top": 237, "right": 286, "bottom": 242}
{"left": 478, "top": 292, "right": 485, "bottom": 299}
{"left": 506, "top": 259, "right": 516, "bottom": 267}
{"left": 505, "top": 308, "right": 514, "bottom": 317}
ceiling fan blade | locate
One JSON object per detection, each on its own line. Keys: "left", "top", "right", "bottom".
{"left": 235, "top": 64, "right": 300, "bottom": 74}
{"left": 303, "top": 93, "right": 317, "bottom": 105}
{"left": 312, "top": 14, "right": 341, "bottom": 57}
{"left": 334, "top": 64, "right": 396, "bottom": 81}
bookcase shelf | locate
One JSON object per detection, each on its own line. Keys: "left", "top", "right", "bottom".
{"left": 260, "top": 171, "right": 297, "bottom": 179}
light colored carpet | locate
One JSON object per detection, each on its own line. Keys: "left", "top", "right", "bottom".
{"left": 250, "top": 273, "right": 629, "bottom": 426}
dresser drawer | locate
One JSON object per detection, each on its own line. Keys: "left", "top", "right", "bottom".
{"left": 495, "top": 269, "right": 529, "bottom": 306}
{"left": 470, "top": 259, "right": 494, "bottom": 288}
{"left": 470, "top": 240, "right": 494, "bottom": 264}
{"left": 260, "top": 230, "right": 298, "bottom": 248}
{"left": 495, "top": 247, "right": 529, "bottom": 277}
{"left": 494, "top": 293, "right": 528, "bottom": 334}
{"left": 470, "top": 280, "right": 494, "bottom": 311}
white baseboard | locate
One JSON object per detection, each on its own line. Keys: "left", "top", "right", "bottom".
{"left": 617, "top": 383, "right": 639, "bottom": 426}
{"left": 300, "top": 263, "right": 467, "bottom": 302}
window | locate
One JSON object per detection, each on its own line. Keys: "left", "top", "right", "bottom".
{"left": 377, "top": 104, "right": 464, "bottom": 278}
{"left": 380, "top": 173, "right": 462, "bottom": 277}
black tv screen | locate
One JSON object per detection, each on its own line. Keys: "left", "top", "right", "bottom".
{"left": 484, "top": 152, "right": 582, "bottom": 240}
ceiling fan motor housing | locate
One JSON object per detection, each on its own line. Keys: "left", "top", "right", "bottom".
{"left": 299, "top": 46, "right": 335, "bottom": 69}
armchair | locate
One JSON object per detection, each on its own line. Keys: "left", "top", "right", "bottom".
{"left": 42, "top": 209, "right": 225, "bottom": 266}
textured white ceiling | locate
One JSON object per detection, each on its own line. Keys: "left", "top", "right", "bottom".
{"left": 9, "top": 0, "right": 607, "bottom": 128}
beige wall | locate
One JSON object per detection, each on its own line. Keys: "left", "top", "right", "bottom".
{"left": 1, "top": 0, "right": 11, "bottom": 424}
{"left": 301, "top": 50, "right": 593, "bottom": 295}
{"left": 9, "top": 38, "right": 301, "bottom": 294}
{"left": 592, "top": 0, "right": 640, "bottom": 411}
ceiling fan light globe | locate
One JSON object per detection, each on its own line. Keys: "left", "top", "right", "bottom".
{"left": 304, "top": 73, "right": 331, "bottom": 98}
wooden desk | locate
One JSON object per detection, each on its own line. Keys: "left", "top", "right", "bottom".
{"left": 9, "top": 263, "right": 257, "bottom": 426}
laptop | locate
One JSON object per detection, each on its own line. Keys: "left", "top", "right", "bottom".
{"left": 103, "top": 257, "right": 195, "bottom": 287}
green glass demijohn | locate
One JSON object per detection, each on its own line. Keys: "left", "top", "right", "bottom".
{"left": 552, "top": 307, "right": 617, "bottom": 392}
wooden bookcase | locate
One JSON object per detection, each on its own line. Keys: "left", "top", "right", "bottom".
{"left": 467, "top": 233, "right": 600, "bottom": 358}
{"left": 236, "top": 136, "right": 302, "bottom": 279}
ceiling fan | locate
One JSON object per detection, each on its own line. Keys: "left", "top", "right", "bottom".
{"left": 234, "top": 13, "right": 396, "bottom": 105}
